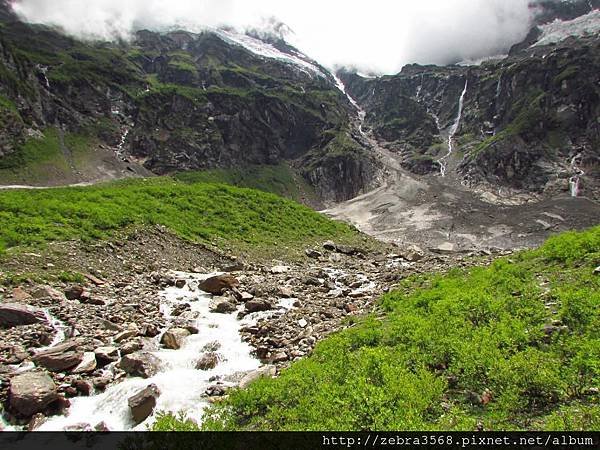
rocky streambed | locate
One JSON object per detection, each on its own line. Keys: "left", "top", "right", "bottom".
{"left": 0, "top": 236, "right": 501, "bottom": 431}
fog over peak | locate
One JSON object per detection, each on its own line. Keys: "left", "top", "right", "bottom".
{"left": 10, "top": 0, "right": 537, "bottom": 74}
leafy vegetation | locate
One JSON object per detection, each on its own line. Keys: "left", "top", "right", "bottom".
{"left": 0, "top": 177, "right": 358, "bottom": 257}
{"left": 174, "top": 163, "right": 318, "bottom": 204}
{"left": 193, "top": 226, "right": 600, "bottom": 431}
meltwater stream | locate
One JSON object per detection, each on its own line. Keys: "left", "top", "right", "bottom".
{"left": 438, "top": 79, "right": 468, "bottom": 177}
{"left": 37, "top": 272, "right": 279, "bottom": 431}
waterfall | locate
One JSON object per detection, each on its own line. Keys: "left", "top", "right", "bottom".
{"left": 415, "top": 74, "right": 424, "bottom": 101}
{"left": 438, "top": 79, "right": 468, "bottom": 177}
{"left": 333, "top": 74, "right": 367, "bottom": 137}
{"left": 569, "top": 153, "right": 585, "bottom": 197}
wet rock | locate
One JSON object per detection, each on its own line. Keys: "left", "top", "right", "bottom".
{"left": 205, "top": 385, "right": 227, "bottom": 397}
{"left": 64, "top": 285, "right": 85, "bottom": 300}
{"left": 199, "top": 275, "right": 240, "bottom": 295}
{"left": 175, "top": 279, "right": 186, "bottom": 289}
{"left": 120, "top": 340, "right": 142, "bottom": 356}
{"left": 210, "top": 298, "right": 238, "bottom": 314}
{"left": 27, "top": 413, "right": 47, "bottom": 431}
{"left": 8, "top": 371, "right": 58, "bottom": 417}
{"left": 128, "top": 384, "right": 160, "bottom": 424}
{"left": 141, "top": 324, "right": 161, "bottom": 338}
{"left": 119, "top": 352, "right": 161, "bottom": 378}
{"left": 0, "top": 303, "right": 47, "bottom": 327}
{"left": 161, "top": 328, "right": 191, "bottom": 350}
{"left": 245, "top": 299, "right": 272, "bottom": 313}
{"left": 94, "top": 346, "right": 119, "bottom": 365}
{"left": 73, "top": 379, "right": 93, "bottom": 396}
{"left": 196, "top": 352, "right": 220, "bottom": 370}
{"left": 305, "top": 249, "right": 322, "bottom": 258}
{"left": 92, "top": 377, "right": 111, "bottom": 391}
{"left": 32, "top": 340, "right": 83, "bottom": 372}
{"left": 94, "top": 421, "right": 110, "bottom": 432}
{"left": 72, "top": 352, "right": 97, "bottom": 374}
{"left": 239, "top": 365, "right": 277, "bottom": 389}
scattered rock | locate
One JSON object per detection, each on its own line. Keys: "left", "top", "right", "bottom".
{"left": 240, "top": 291, "right": 254, "bottom": 301}
{"left": 278, "top": 287, "right": 293, "bottom": 298}
{"left": 64, "top": 285, "right": 85, "bottom": 301}
{"left": 245, "top": 299, "right": 272, "bottom": 313}
{"left": 94, "top": 346, "right": 119, "bottom": 365}
{"left": 305, "top": 249, "right": 322, "bottom": 258}
{"left": 298, "top": 319, "right": 308, "bottom": 328}
{"left": 114, "top": 328, "right": 138, "bottom": 343}
{"left": 72, "top": 352, "right": 97, "bottom": 374}
{"left": 196, "top": 352, "right": 220, "bottom": 370}
{"left": 210, "top": 297, "right": 238, "bottom": 314}
{"left": 403, "top": 245, "right": 425, "bottom": 262}
{"left": 161, "top": 328, "right": 191, "bottom": 350}
{"left": 270, "top": 266, "right": 290, "bottom": 274}
{"left": 8, "top": 371, "right": 58, "bottom": 417}
{"left": 344, "top": 303, "right": 358, "bottom": 313}
{"left": 239, "top": 365, "right": 277, "bottom": 389}
{"left": 128, "top": 384, "right": 160, "bottom": 424}
{"left": 120, "top": 340, "right": 142, "bottom": 356}
{"left": 32, "top": 340, "right": 83, "bottom": 372}
{"left": 119, "top": 352, "right": 161, "bottom": 378}
{"left": 175, "top": 279, "right": 186, "bottom": 289}
{"left": 199, "top": 275, "right": 239, "bottom": 295}
{"left": 73, "top": 379, "right": 93, "bottom": 396}
{"left": 323, "top": 241, "right": 337, "bottom": 251}
{"left": 270, "top": 351, "right": 288, "bottom": 363}
{"left": 27, "top": 413, "right": 47, "bottom": 431}
{"left": 0, "top": 303, "right": 47, "bottom": 328}
{"left": 205, "top": 385, "right": 227, "bottom": 397}
{"left": 31, "top": 286, "right": 64, "bottom": 301}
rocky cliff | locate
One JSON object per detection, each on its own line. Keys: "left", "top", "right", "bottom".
{"left": 339, "top": 1, "right": 600, "bottom": 200}
{"left": 0, "top": 3, "right": 377, "bottom": 202}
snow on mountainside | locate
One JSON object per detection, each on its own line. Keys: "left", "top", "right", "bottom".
{"left": 214, "top": 28, "right": 328, "bottom": 78}
{"left": 534, "top": 9, "right": 600, "bottom": 46}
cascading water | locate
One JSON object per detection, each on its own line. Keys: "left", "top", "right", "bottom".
{"left": 36, "top": 272, "right": 290, "bottom": 431}
{"left": 333, "top": 75, "right": 367, "bottom": 137}
{"left": 438, "top": 79, "right": 468, "bottom": 177}
{"left": 569, "top": 153, "right": 585, "bottom": 197}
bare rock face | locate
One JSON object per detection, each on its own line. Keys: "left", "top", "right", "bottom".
{"left": 160, "top": 328, "right": 190, "bottom": 350}
{"left": 198, "top": 275, "right": 239, "bottom": 295}
{"left": 8, "top": 371, "right": 58, "bottom": 417}
{"left": 32, "top": 340, "right": 83, "bottom": 372}
{"left": 128, "top": 384, "right": 160, "bottom": 424}
{"left": 119, "top": 351, "right": 161, "bottom": 378}
{"left": 0, "top": 303, "right": 47, "bottom": 327}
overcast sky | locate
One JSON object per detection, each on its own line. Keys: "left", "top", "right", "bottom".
{"left": 11, "top": 0, "right": 536, "bottom": 74}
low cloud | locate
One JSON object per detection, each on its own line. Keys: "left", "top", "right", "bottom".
{"left": 10, "top": 0, "right": 536, "bottom": 74}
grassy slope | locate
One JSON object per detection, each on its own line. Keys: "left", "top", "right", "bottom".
{"left": 174, "top": 163, "right": 320, "bottom": 205}
{"left": 0, "top": 177, "right": 360, "bottom": 258}
{"left": 188, "top": 226, "right": 600, "bottom": 431}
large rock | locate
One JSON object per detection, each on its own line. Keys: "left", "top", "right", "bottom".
{"left": 128, "top": 384, "right": 160, "bottom": 424}
{"left": 209, "top": 297, "right": 238, "bottom": 314}
{"left": 239, "top": 365, "right": 277, "bottom": 389}
{"left": 119, "top": 352, "right": 161, "bottom": 378}
{"left": 196, "top": 352, "right": 220, "bottom": 370}
{"left": 72, "top": 352, "right": 97, "bottom": 374}
{"left": 245, "top": 299, "right": 272, "bottom": 313}
{"left": 198, "top": 275, "right": 239, "bottom": 295}
{"left": 8, "top": 371, "right": 58, "bottom": 417}
{"left": 64, "top": 285, "right": 85, "bottom": 300}
{"left": 160, "top": 328, "right": 190, "bottom": 350}
{"left": 94, "top": 346, "right": 119, "bottom": 365}
{"left": 0, "top": 303, "right": 47, "bottom": 327}
{"left": 32, "top": 340, "right": 83, "bottom": 372}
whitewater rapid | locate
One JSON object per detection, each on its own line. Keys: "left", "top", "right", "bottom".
{"left": 34, "top": 272, "right": 288, "bottom": 431}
